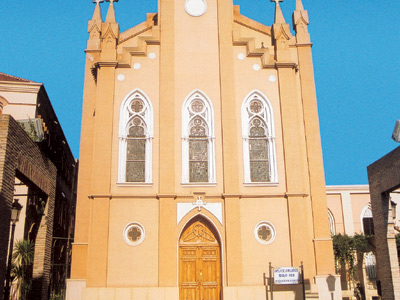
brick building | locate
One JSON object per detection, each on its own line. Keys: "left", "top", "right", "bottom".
{"left": 0, "top": 73, "right": 78, "bottom": 300}
{"left": 368, "top": 146, "right": 400, "bottom": 300}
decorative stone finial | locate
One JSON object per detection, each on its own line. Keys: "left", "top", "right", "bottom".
{"left": 270, "top": 0, "right": 286, "bottom": 24}
{"left": 295, "top": 0, "right": 304, "bottom": 11}
{"left": 270, "top": 0, "right": 283, "bottom": 6}
{"left": 90, "top": 0, "right": 103, "bottom": 23}
{"left": 292, "top": 0, "right": 309, "bottom": 42}
{"left": 105, "top": 0, "right": 119, "bottom": 22}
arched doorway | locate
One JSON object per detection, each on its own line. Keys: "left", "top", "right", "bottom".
{"left": 179, "top": 216, "right": 221, "bottom": 300}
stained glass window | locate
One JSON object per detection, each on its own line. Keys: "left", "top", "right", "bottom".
{"left": 182, "top": 91, "right": 215, "bottom": 184}
{"left": 189, "top": 117, "right": 208, "bottom": 182}
{"left": 126, "top": 117, "right": 146, "bottom": 182}
{"left": 242, "top": 92, "right": 277, "bottom": 183}
{"left": 118, "top": 91, "right": 153, "bottom": 183}
{"left": 249, "top": 117, "right": 270, "bottom": 182}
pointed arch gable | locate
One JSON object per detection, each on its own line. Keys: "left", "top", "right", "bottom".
{"left": 241, "top": 90, "right": 277, "bottom": 184}
{"left": 118, "top": 89, "right": 153, "bottom": 183}
{"left": 178, "top": 214, "right": 222, "bottom": 244}
{"left": 181, "top": 90, "right": 216, "bottom": 184}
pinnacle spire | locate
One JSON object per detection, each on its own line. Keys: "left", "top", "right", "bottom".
{"left": 296, "top": 0, "right": 304, "bottom": 11}
{"left": 271, "top": 0, "right": 286, "bottom": 24}
{"left": 91, "top": 0, "right": 103, "bottom": 22}
{"left": 105, "top": 0, "right": 119, "bottom": 23}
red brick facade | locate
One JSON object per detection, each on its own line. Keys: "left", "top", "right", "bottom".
{"left": 0, "top": 115, "right": 57, "bottom": 300}
{"left": 368, "top": 146, "right": 400, "bottom": 300}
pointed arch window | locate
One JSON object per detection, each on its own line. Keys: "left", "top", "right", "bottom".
{"left": 118, "top": 90, "right": 153, "bottom": 183}
{"left": 328, "top": 209, "right": 336, "bottom": 236}
{"left": 182, "top": 91, "right": 216, "bottom": 184}
{"left": 361, "top": 204, "right": 374, "bottom": 235}
{"left": 242, "top": 91, "right": 277, "bottom": 183}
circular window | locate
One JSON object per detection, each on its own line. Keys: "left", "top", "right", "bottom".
{"left": 130, "top": 99, "right": 144, "bottom": 113}
{"left": 123, "top": 223, "right": 145, "bottom": 246}
{"left": 254, "top": 221, "right": 276, "bottom": 245}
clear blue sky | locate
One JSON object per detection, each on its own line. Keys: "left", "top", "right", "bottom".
{"left": 0, "top": 1, "right": 399, "bottom": 185}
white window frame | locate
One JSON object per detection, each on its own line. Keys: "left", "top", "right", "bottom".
{"left": 328, "top": 209, "right": 336, "bottom": 235}
{"left": 360, "top": 204, "right": 373, "bottom": 234}
{"left": 118, "top": 89, "right": 153, "bottom": 184}
{"left": 181, "top": 90, "right": 216, "bottom": 184}
{"left": 241, "top": 90, "right": 277, "bottom": 184}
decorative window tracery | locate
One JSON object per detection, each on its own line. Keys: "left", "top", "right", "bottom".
{"left": 254, "top": 221, "right": 276, "bottom": 245}
{"left": 182, "top": 90, "right": 215, "bottom": 184}
{"left": 123, "top": 222, "right": 145, "bottom": 246}
{"left": 242, "top": 91, "right": 277, "bottom": 183}
{"left": 118, "top": 90, "right": 153, "bottom": 183}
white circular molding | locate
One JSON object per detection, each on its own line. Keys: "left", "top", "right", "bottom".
{"left": 117, "top": 74, "right": 125, "bottom": 81}
{"left": 253, "top": 64, "right": 261, "bottom": 71}
{"left": 148, "top": 52, "right": 156, "bottom": 59}
{"left": 269, "top": 75, "right": 277, "bottom": 82}
{"left": 133, "top": 63, "right": 141, "bottom": 70}
{"left": 237, "top": 53, "right": 245, "bottom": 60}
{"left": 254, "top": 221, "right": 276, "bottom": 245}
{"left": 185, "top": 0, "right": 207, "bottom": 17}
{"left": 123, "top": 223, "right": 145, "bottom": 246}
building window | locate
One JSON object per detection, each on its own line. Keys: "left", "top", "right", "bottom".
{"left": 361, "top": 204, "right": 374, "bottom": 235}
{"left": 123, "top": 222, "right": 145, "bottom": 246}
{"left": 254, "top": 221, "right": 276, "bottom": 245}
{"left": 182, "top": 90, "right": 215, "bottom": 184}
{"left": 118, "top": 90, "right": 153, "bottom": 183}
{"left": 242, "top": 91, "right": 277, "bottom": 183}
{"left": 328, "top": 209, "right": 336, "bottom": 235}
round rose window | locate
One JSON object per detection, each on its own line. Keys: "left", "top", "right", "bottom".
{"left": 123, "top": 223, "right": 145, "bottom": 246}
{"left": 254, "top": 221, "right": 276, "bottom": 245}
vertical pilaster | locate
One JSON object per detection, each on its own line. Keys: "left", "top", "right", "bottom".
{"left": 159, "top": 0, "right": 175, "bottom": 194}
{"left": 85, "top": 60, "right": 117, "bottom": 286}
{"left": 217, "top": 0, "right": 239, "bottom": 195}
{"left": 224, "top": 196, "right": 243, "bottom": 285}
{"left": 217, "top": 0, "right": 244, "bottom": 287}
{"left": 271, "top": 0, "right": 316, "bottom": 278}
{"left": 85, "top": 1, "right": 119, "bottom": 286}
{"left": 86, "top": 196, "right": 110, "bottom": 287}
{"left": 71, "top": 1, "right": 103, "bottom": 280}
{"left": 158, "top": 196, "right": 177, "bottom": 286}
{"left": 294, "top": 2, "right": 335, "bottom": 274}
{"left": 340, "top": 192, "right": 355, "bottom": 235}
{"left": 277, "top": 65, "right": 315, "bottom": 278}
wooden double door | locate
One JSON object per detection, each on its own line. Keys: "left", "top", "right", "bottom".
{"left": 179, "top": 218, "right": 221, "bottom": 300}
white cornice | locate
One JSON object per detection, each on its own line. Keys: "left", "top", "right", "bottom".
{"left": 326, "top": 184, "right": 370, "bottom": 194}
{"left": 0, "top": 82, "right": 42, "bottom": 94}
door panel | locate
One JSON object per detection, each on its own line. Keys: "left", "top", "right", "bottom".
{"left": 179, "top": 219, "right": 221, "bottom": 300}
{"left": 201, "top": 247, "right": 220, "bottom": 300}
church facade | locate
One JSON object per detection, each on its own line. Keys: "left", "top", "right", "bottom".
{"left": 67, "top": 0, "right": 341, "bottom": 299}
